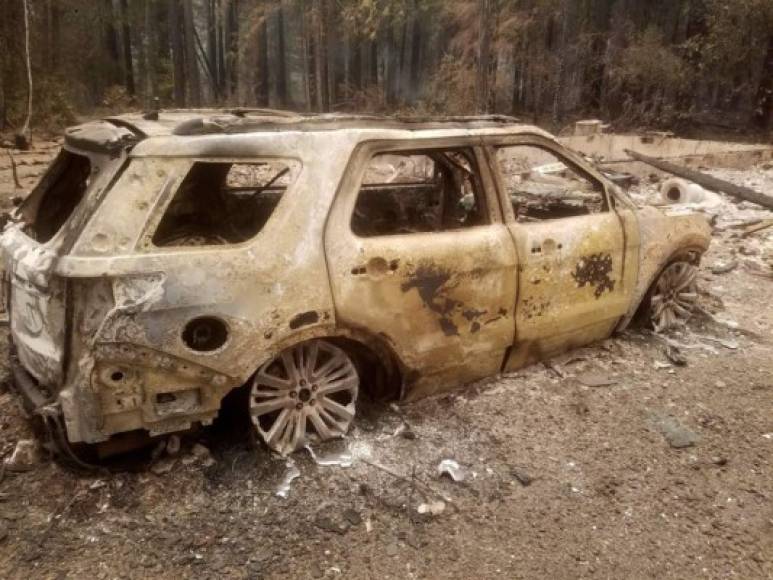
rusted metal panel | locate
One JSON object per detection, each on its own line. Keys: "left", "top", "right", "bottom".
{"left": 504, "top": 212, "right": 629, "bottom": 369}
{"left": 324, "top": 140, "right": 517, "bottom": 400}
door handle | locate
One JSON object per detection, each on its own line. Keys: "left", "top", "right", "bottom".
{"left": 350, "top": 257, "right": 400, "bottom": 278}
{"left": 530, "top": 238, "right": 562, "bottom": 255}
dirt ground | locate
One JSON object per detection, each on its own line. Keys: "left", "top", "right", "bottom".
{"left": 0, "top": 140, "right": 771, "bottom": 579}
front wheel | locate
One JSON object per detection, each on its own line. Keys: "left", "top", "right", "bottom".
{"left": 249, "top": 339, "right": 359, "bottom": 455}
{"left": 648, "top": 261, "right": 699, "bottom": 332}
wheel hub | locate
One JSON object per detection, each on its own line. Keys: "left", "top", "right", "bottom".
{"left": 651, "top": 261, "right": 699, "bottom": 332}
{"left": 249, "top": 340, "right": 359, "bottom": 455}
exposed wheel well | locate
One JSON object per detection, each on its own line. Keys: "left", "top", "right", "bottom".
{"left": 632, "top": 247, "right": 704, "bottom": 326}
{"left": 326, "top": 336, "right": 402, "bottom": 402}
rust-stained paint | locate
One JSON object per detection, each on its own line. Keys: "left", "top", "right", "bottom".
{"left": 0, "top": 110, "right": 711, "bottom": 449}
{"left": 571, "top": 253, "right": 616, "bottom": 298}
{"left": 400, "top": 262, "right": 461, "bottom": 336}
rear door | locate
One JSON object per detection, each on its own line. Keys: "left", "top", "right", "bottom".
{"left": 483, "top": 135, "right": 634, "bottom": 370}
{"left": 325, "top": 140, "right": 518, "bottom": 399}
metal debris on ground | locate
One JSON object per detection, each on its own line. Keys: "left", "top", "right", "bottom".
{"left": 392, "top": 423, "right": 417, "bottom": 440}
{"left": 165, "top": 435, "right": 181, "bottom": 456}
{"left": 275, "top": 459, "right": 301, "bottom": 499}
{"left": 437, "top": 459, "right": 468, "bottom": 482}
{"left": 664, "top": 344, "right": 687, "bottom": 366}
{"left": 182, "top": 442, "right": 215, "bottom": 467}
{"left": 649, "top": 412, "right": 700, "bottom": 449}
{"left": 695, "top": 334, "right": 739, "bottom": 350}
{"left": 739, "top": 218, "right": 773, "bottom": 237}
{"left": 150, "top": 458, "right": 175, "bottom": 476}
{"left": 576, "top": 371, "right": 618, "bottom": 387}
{"left": 304, "top": 444, "right": 353, "bottom": 468}
{"left": 710, "top": 260, "right": 738, "bottom": 275}
{"left": 510, "top": 467, "right": 533, "bottom": 487}
{"left": 417, "top": 500, "right": 446, "bottom": 515}
{"left": 3, "top": 439, "right": 42, "bottom": 471}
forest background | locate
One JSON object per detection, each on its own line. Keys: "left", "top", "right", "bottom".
{"left": 1, "top": 0, "right": 772, "bottom": 137}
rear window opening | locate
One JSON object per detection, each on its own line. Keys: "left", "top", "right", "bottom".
{"left": 152, "top": 160, "right": 299, "bottom": 247}
{"left": 21, "top": 150, "right": 92, "bottom": 243}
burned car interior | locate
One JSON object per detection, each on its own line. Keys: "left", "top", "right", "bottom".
{"left": 495, "top": 145, "right": 607, "bottom": 221}
{"left": 153, "top": 159, "right": 298, "bottom": 247}
{"left": 352, "top": 149, "right": 488, "bottom": 237}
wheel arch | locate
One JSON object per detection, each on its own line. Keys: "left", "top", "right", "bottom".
{"left": 238, "top": 323, "right": 404, "bottom": 401}
{"left": 626, "top": 244, "right": 706, "bottom": 328}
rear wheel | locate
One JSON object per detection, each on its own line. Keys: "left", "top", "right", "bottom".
{"left": 649, "top": 261, "right": 699, "bottom": 332}
{"left": 249, "top": 340, "right": 359, "bottom": 455}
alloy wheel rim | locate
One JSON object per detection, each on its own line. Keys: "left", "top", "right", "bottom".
{"left": 250, "top": 340, "right": 359, "bottom": 455}
{"left": 651, "top": 262, "right": 698, "bottom": 332}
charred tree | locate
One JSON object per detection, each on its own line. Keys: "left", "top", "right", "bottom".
{"left": 16, "top": 0, "right": 33, "bottom": 149}
{"left": 183, "top": 0, "right": 202, "bottom": 106}
{"left": 753, "top": 35, "right": 773, "bottom": 130}
{"left": 476, "top": 0, "right": 493, "bottom": 113}
{"left": 119, "top": 0, "right": 135, "bottom": 97}
{"left": 169, "top": 0, "right": 186, "bottom": 106}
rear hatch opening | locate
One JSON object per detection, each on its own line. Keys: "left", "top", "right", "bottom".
{"left": 1, "top": 120, "right": 139, "bottom": 390}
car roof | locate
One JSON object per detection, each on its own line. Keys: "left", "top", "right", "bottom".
{"left": 64, "top": 109, "right": 556, "bottom": 157}
{"left": 103, "top": 109, "right": 547, "bottom": 137}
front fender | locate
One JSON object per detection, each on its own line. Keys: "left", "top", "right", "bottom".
{"left": 617, "top": 206, "right": 711, "bottom": 330}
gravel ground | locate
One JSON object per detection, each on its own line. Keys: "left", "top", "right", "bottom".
{"left": 0, "top": 140, "right": 770, "bottom": 579}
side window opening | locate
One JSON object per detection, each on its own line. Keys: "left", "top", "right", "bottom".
{"left": 20, "top": 150, "right": 92, "bottom": 243}
{"left": 495, "top": 145, "right": 606, "bottom": 222}
{"left": 153, "top": 159, "right": 299, "bottom": 247}
{"left": 351, "top": 148, "right": 489, "bottom": 237}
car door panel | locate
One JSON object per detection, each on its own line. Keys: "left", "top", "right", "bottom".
{"left": 505, "top": 213, "right": 628, "bottom": 369}
{"left": 482, "top": 138, "right": 637, "bottom": 370}
{"left": 325, "top": 142, "right": 518, "bottom": 400}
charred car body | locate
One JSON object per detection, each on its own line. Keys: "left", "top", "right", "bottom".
{"left": 1, "top": 110, "right": 711, "bottom": 457}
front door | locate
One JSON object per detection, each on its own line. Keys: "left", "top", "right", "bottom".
{"left": 484, "top": 136, "right": 633, "bottom": 370}
{"left": 325, "top": 141, "right": 518, "bottom": 399}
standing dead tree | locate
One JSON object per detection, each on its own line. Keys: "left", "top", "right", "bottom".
{"left": 15, "top": 0, "right": 33, "bottom": 150}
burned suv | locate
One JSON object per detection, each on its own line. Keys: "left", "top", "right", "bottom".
{"left": 2, "top": 110, "right": 711, "bottom": 457}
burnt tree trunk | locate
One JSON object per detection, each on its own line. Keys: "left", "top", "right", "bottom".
{"left": 207, "top": 0, "right": 219, "bottom": 99}
{"left": 104, "top": 0, "right": 123, "bottom": 86}
{"left": 753, "top": 35, "right": 773, "bottom": 130}
{"left": 226, "top": 0, "right": 239, "bottom": 101}
{"left": 183, "top": 0, "right": 202, "bottom": 106}
{"left": 276, "top": 3, "right": 287, "bottom": 107}
{"left": 169, "top": 0, "right": 186, "bottom": 106}
{"left": 256, "top": 16, "right": 269, "bottom": 106}
{"left": 313, "top": 0, "right": 329, "bottom": 111}
{"left": 477, "top": 0, "right": 492, "bottom": 113}
{"left": 120, "top": 0, "right": 135, "bottom": 96}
